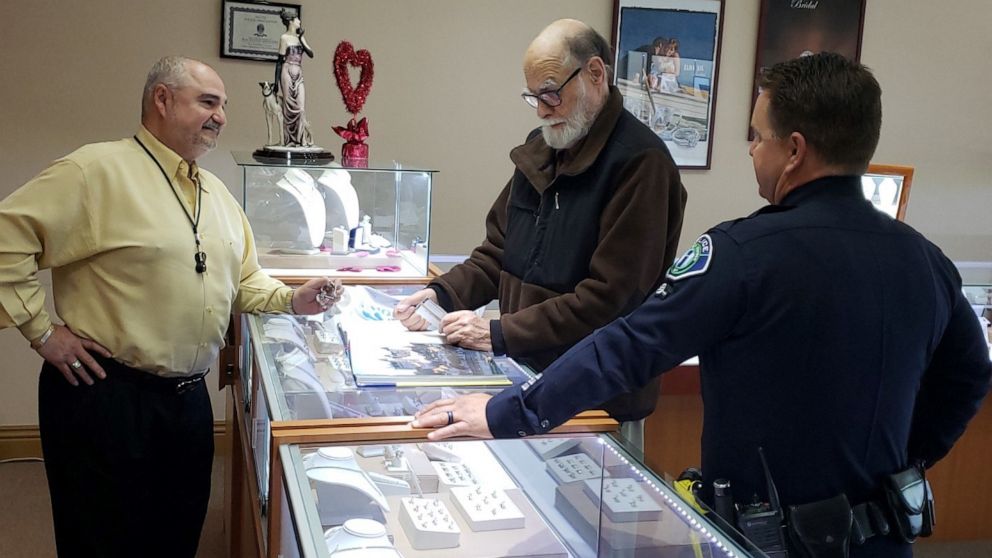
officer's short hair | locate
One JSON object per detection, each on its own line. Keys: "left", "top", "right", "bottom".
{"left": 758, "top": 52, "right": 881, "bottom": 171}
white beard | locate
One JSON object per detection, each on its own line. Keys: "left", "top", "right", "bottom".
{"left": 540, "top": 81, "right": 595, "bottom": 149}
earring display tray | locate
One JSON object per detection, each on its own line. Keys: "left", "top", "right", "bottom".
{"left": 555, "top": 479, "right": 697, "bottom": 557}
{"left": 434, "top": 462, "right": 479, "bottom": 488}
{"left": 398, "top": 497, "right": 461, "bottom": 550}
{"left": 449, "top": 486, "right": 526, "bottom": 532}
{"left": 383, "top": 489, "right": 567, "bottom": 558}
{"left": 527, "top": 438, "right": 582, "bottom": 460}
{"left": 582, "top": 478, "right": 664, "bottom": 523}
{"left": 545, "top": 453, "right": 609, "bottom": 485}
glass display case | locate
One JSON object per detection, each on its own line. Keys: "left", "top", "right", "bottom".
{"left": 276, "top": 436, "right": 765, "bottom": 558}
{"left": 241, "top": 307, "right": 534, "bottom": 535}
{"left": 228, "top": 284, "right": 618, "bottom": 556}
{"left": 958, "top": 262, "right": 992, "bottom": 350}
{"left": 233, "top": 153, "right": 436, "bottom": 279}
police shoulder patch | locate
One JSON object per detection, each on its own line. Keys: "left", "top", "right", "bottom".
{"left": 666, "top": 234, "right": 713, "bottom": 281}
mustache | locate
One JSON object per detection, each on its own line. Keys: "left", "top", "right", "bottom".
{"left": 202, "top": 121, "right": 221, "bottom": 132}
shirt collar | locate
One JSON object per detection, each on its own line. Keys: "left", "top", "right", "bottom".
{"left": 779, "top": 175, "right": 864, "bottom": 207}
{"left": 135, "top": 126, "right": 210, "bottom": 193}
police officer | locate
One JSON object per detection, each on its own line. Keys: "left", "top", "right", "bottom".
{"left": 413, "top": 53, "right": 992, "bottom": 557}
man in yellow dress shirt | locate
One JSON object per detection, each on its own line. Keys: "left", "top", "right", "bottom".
{"left": 0, "top": 56, "right": 337, "bottom": 557}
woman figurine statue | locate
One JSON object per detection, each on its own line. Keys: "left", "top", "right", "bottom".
{"left": 275, "top": 9, "right": 314, "bottom": 147}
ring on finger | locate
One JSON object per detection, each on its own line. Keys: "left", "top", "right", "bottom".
{"left": 446, "top": 410, "right": 454, "bottom": 426}
{"left": 70, "top": 360, "right": 82, "bottom": 370}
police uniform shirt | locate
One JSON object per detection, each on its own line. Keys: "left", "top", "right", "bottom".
{"left": 487, "top": 175, "right": 991, "bottom": 510}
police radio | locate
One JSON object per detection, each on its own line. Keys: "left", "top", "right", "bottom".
{"left": 736, "top": 447, "right": 789, "bottom": 557}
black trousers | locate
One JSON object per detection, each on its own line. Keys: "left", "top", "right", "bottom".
{"left": 38, "top": 356, "right": 214, "bottom": 558}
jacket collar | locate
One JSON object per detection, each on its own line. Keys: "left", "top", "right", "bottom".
{"left": 509, "top": 86, "right": 624, "bottom": 193}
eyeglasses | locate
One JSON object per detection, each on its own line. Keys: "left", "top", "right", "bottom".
{"left": 521, "top": 67, "right": 582, "bottom": 109}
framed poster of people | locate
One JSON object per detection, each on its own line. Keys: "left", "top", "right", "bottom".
{"left": 612, "top": 0, "right": 725, "bottom": 169}
{"left": 750, "top": 0, "right": 866, "bottom": 137}
{"left": 220, "top": 0, "right": 301, "bottom": 61}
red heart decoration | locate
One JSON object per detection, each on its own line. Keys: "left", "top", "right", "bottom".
{"left": 333, "top": 41, "right": 374, "bottom": 115}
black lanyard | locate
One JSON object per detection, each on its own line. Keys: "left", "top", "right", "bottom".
{"left": 133, "top": 136, "right": 207, "bottom": 273}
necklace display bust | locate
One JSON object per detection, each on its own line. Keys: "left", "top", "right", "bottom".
{"left": 275, "top": 168, "right": 325, "bottom": 249}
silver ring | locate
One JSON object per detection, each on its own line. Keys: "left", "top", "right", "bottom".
{"left": 70, "top": 360, "right": 82, "bottom": 369}
{"left": 446, "top": 410, "right": 454, "bottom": 426}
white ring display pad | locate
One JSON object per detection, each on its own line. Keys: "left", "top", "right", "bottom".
{"left": 318, "top": 167, "right": 360, "bottom": 231}
{"left": 306, "top": 447, "right": 390, "bottom": 511}
{"left": 324, "top": 518, "right": 401, "bottom": 557}
{"left": 275, "top": 348, "right": 335, "bottom": 419}
{"left": 276, "top": 168, "right": 326, "bottom": 248}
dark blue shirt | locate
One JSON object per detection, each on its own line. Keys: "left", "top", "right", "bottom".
{"left": 488, "top": 175, "right": 990, "bottom": 518}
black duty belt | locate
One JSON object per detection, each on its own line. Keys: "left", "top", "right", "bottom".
{"left": 850, "top": 499, "right": 891, "bottom": 544}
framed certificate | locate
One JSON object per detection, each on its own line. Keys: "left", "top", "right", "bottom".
{"left": 220, "top": 0, "right": 301, "bottom": 61}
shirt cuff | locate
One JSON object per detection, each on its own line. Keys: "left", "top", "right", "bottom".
{"left": 490, "top": 319, "right": 507, "bottom": 356}
{"left": 486, "top": 378, "right": 555, "bottom": 438}
{"left": 486, "top": 386, "right": 533, "bottom": 438}
{"left": 280, "top": 287, "right": 295, "bottom": 314}
{"left": 17, "top": 311, "right": 53, "bottom": 344}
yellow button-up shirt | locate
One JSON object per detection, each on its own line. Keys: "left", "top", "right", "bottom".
{"left": 0, "top": 127, "right": 293, "bottom": 376}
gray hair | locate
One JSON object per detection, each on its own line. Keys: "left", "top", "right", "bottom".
{"left": 141, "top": 56, "right": 194, "bottom": 119}
{"left": 563, "top": 26, "right": 614, "bottom": 82}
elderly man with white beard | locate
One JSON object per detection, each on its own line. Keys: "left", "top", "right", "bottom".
{"left": 394, "top": 19, "right": 686, "bottom": 448}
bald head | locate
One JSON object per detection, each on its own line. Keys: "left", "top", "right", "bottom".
{"left": 522, "top": 20, "right": 612, "bottom": 149}
{"left": 140, "top": 56, "right": 228, "bottom": 162}
{"left": 524, "top": 19, "right": 613, "bottom": 85}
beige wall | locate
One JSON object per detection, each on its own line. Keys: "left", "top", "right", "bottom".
{"left": 1, "top": 0, "right": 989, "bottom": 425}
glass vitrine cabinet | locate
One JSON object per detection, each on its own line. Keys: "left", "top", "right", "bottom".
{"left": 276, "top": 435, "right": 765, "bottom": 558}
{"left": 234, "top": 153, "right": 436, "bottom": 280}
{"left": 230, "top": 304, "right": 618, "bottom": 556}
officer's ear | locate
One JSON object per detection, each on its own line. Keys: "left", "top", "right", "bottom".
{"left": 784, "top": 132, "right": 807, "bottom": 173}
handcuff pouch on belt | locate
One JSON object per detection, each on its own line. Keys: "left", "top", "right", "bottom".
{"left": 883, "top": 463, "right": 935, "bottom": 543}
{"left": 786, "top": 493, "right": 853, "bottom": 558}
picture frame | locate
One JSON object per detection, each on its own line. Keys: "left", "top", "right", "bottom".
{"left": 611, "top": 0, "right": 726, "bottom": 170}
{"left": 750, "top": 0, "right": 866, "bottom": 138}
{"left": 220, "top": 0, "right": 301, "bottom": 61}
{"left": 862, "top": 164, "right": 914, "bottom": 221}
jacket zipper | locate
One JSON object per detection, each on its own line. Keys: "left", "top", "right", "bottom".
{"left": 535, "top": 189, "right": 561, "bottom": 225}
